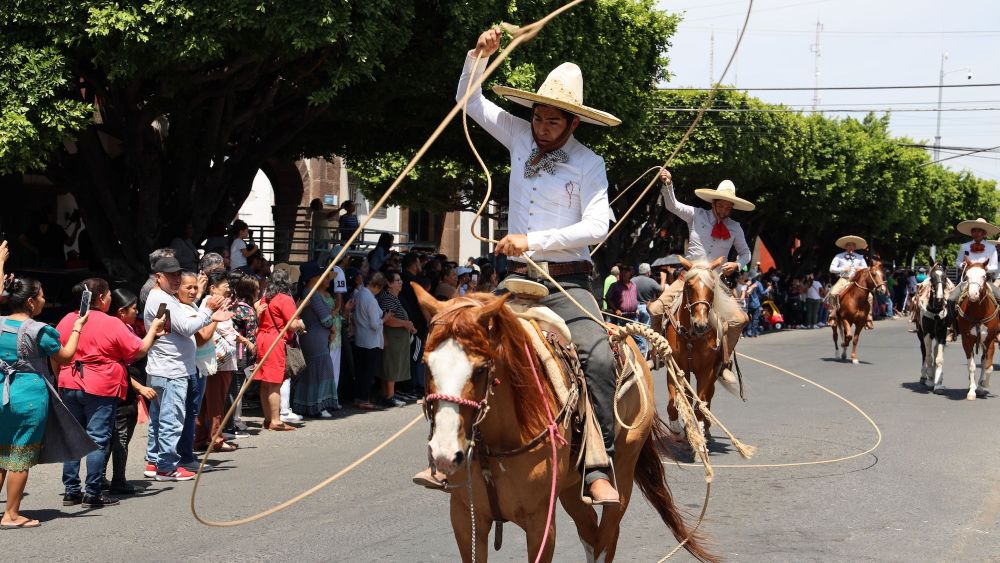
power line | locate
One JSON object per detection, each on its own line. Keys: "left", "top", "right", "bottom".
{"left": 920, "top": 144, "right": 1000, "bottom": 167}
{"left": 683, "top": 26, "right": 1000, "bottom": 37}
{"left": 657, "top": 83, "right": 1000, "bottom": 92}
{"left": 653, "top": 107, "right": 1000, "bottom": 113}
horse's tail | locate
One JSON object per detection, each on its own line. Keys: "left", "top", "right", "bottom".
{"left": 634, "top": 414, "right": 718, "bottom": 563}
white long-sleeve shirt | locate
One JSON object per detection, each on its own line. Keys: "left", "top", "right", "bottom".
{"left": 955, "top": 240, "right": 999, "bottom": 274}
{"left": 457, "top": 52, "right": 610, "bottom": 264}
{"left": 660, "top": 182, "right": 751, "bottom": 267}
{"left": 829, "top": 251, "right": 869, "bottom": 279}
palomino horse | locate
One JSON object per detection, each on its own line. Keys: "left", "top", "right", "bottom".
{"left": 831, "top": 259, "right": 886, "bottom": 364}
{"left": 955, "top": 261, "right": 998, "bottom": 400}
{"left": 663, "top": 256, "right": 730, "bottom": 439}
{"left": 412, "top": 284, "right": 714, "bottom": 563}
{"left": 916, "top": 264, "right": 951, "bottom": 392}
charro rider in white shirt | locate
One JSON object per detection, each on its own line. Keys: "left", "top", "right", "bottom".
{"left": 826, "top": 235, "right": 873, "bottom": 329}
{"left": 651, "top": 168, "right": 752, "bottom": 386}
{"left": 413, "top": 27, "right": 622, "bottom": 505}
{"left": 947, "top": 217, "right": 1000, "bottom": 329}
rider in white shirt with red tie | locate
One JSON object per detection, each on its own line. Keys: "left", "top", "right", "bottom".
{"left": 947, "top": 218, "right": 1000, "bottom": 330}
{"left": 654, "top": 168, "right": 753, "bottom": 386}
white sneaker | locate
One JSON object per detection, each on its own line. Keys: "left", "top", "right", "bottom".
{"left": 319, "top": 409, "right": 334, "bottom": 418}
{"left": 280, "top": 412, "right": 304, "bottom": 423}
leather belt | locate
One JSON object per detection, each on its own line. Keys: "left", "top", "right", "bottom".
{"left": 508, "top": 260, "right": 593, "bottom": 278}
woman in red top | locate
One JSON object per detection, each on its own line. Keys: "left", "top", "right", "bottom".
{"left": 255, "top": 269, "right": 304, "bottom": 431}
{"left": 56, "top": 279, "right": 164, "bottom": 506}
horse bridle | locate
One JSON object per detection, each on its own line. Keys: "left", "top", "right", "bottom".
{"left": 852, "top": 267, "right": 886, "bottom": 295}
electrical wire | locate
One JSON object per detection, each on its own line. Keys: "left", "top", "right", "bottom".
{"left": 657, "top": 83, "right": 1000, "bottom": 92}
{"left": 653, "top": 106, "right": 1000, "bottom": 113}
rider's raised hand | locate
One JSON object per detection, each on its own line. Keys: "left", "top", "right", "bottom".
{"left": 659, "top": 167, "right": 672, "bottom": 185}
{"left": 474, "top": 27, "right": 502, "bottom": 58}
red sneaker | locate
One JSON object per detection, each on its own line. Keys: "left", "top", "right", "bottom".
{"left": 155, "top": 467, "right": 197, "bottom": 482}
{"left": 143, "top": 462, "right": 156, "bottom": 478}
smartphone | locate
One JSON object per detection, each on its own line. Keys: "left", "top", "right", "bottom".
{"left": 79, "top": 287, "right": 92, "bottom": 317}
{"left": 155, "top": 302, "right": 171, "bottom": 332}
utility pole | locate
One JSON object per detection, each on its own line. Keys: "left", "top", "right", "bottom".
{"left": 709, "top": 29, "right": 715, "bottom": 84}
{"left": 809, "top": 19, "right": 823, "bottom": 112}
{"left": 934, "top": 52, "right": 946, "bottom": 162}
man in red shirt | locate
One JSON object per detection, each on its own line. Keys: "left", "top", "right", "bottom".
{"left": 57, "top": 279, "right": 163, "bottom": 508}
{"left": 605, "top": 265, "right": 639, "bottom": 324}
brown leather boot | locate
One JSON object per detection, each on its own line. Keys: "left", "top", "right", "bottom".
{"left": 412, "top": 467, "right": 448, "bottom": 490}
{"left": 584, "top": 478, "right": 620, "bottom": 506}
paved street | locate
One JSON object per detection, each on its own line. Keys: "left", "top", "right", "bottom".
{"left": 4, "top": 319, "right": 999, "bottom": 562}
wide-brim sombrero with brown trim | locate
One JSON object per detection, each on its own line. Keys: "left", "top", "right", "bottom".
{"left": 836, "top": 235, "right": 868, "bottom": 250}
{"left": 492, "top": 62, "right": 620, "bottom": 127}
{"left": 694, "top": 180, "right": 755, "bottom": 211}
{"left": 956, "top": 217, "right": 1000, "bottom": 237}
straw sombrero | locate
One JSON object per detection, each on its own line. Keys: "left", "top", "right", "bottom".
{"left": 492, "top": 63, "right": 621, "bottom": 127}
{"left": 835, "top": 235, "right": 868, "bottom": 250}
{"left": 956, "top": 217, "right": 1000, "bottom": 237}
{"left": 694, "top": 180, "right": 755, "bottom": 211}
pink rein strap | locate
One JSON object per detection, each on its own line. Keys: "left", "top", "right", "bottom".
{"left": 523, "top": 342, "right": 566, "bottom": 563}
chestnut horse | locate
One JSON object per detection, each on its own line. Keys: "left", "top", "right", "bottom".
{"left": 831, "top": 259, "right": 886, "bottom": 364}
{"left": 413, "top": 284, "right": 714, "bottom": 563}
{"left": 955, "top": 261, "right": 998, "bottom": 400}
{"left": 663, "top": 256, "right": 730, "bottom": 439}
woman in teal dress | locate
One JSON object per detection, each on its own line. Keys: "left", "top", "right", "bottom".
{"left": 0, "top": 276, "right": 88, "bottom": 529}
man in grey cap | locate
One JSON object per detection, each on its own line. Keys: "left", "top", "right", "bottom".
{"left": 143, "top": 256, "right": 231, "bottom": 481}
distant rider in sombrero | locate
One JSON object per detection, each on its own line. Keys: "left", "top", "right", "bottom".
{"left": 946, "top": 217, "right": 1000, "bottom": 332}
{"left": 413, "top": 27, "right": 623, "bottom": 505}
{"left": 651, "top": 168, "right": 752, "bottom": 388}
{"left": 826, "top": 235, "right": 874, "bottom": 329}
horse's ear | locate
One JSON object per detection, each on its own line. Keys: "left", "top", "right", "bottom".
{"left": 677, "top": 255, "right": 693, "bottom": 270}
{"left": 412, "top": 282, "right": 442, "bottom": 320}
{"left": 709, "top": 255, "right": 725, "bottom": 270}
{"left": 479, "top": 292, "right": 510, "bottom": 321}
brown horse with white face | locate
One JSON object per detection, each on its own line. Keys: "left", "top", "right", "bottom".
{"left": 832, "top": 259, "right": 886, "bottom": 364}
{"left": 955, "top": 261, "right": 998, "bottom": 400}
{"left": 663, "top": 256, "right": 727, "bottom": 439}
{"left": 412, "top": 284, "right": 715, "bottom": 563}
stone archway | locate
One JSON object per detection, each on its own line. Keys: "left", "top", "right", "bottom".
{"left": 258, "top": 158, "right": 304, "bottom": 262}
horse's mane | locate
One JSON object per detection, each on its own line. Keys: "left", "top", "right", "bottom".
{"left": 425, "top": 293, "right": 556, "bottom": 442}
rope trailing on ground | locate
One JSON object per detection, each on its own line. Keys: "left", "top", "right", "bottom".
{"left": 190, "top": 0, "right": 587, "bottom": 527}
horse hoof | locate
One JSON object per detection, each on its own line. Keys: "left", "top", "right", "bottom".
{"left": 933, "top": 386, "right": 946, "bottom": 395}
{"left": 976, "top": 388, "right": 989, "bottom": 398}
{"left": 852, "top": 359, "right": 859, "bottom": 365}
{"left": 966, "top": 392, "right": 977, "bottom": 401}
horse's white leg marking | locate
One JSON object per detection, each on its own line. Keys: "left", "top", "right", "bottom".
{"left": 921, "top": 333, "right": 932, "bottom": 382}
{"left": 581, "top": 539, "right": 596, "bottom": 563}
{"left": 933, "top": 342, "right": 945, "bottom": 388}
{"left": 666, "top": 417, "right": 686, "bottom": 437}
{"left": 967, "top": 355, "right": 978, "bottom": 400}
{"left": 426, "top": 338, "right": 474, "bottom": 470}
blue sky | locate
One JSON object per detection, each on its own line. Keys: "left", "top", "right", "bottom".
{"left": 656, "top": 0, "right": 1000, "bottom": 182}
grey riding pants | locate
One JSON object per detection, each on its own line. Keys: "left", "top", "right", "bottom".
{"left": 501, "top": 273, "right": 615, "bottom": 484}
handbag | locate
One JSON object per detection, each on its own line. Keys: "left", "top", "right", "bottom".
{"left": 265, "top": 298, "right": 306, "bottom": 380}
{"left": 284, "top": 337, "right": 306, "bottom": 380}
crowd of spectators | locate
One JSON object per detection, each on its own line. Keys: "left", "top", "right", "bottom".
{"left": 2, "top": 204, "right": 926, "bottom": 527}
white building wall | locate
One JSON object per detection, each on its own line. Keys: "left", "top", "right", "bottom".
{"left": 458, "top": 211, "right": 494, "bottom": 261}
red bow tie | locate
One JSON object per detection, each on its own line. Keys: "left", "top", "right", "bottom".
{"left": 711, "top": 220, "right": 731, "bottom": 240}
{"left": 972, "top": 242, "right": 985, "bottom": 253}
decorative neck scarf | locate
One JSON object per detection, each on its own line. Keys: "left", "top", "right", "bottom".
{"left": 711, "top": 220, "right": 731, "bottom": 240}
{"left": 971, "top": 242, "right": 985, "bottom": 253}
{"left": 845, "top": 253, "right": 855, "bottom": 259}
{"left": 524, "top": 147, "right": 568, "bottom": 178}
